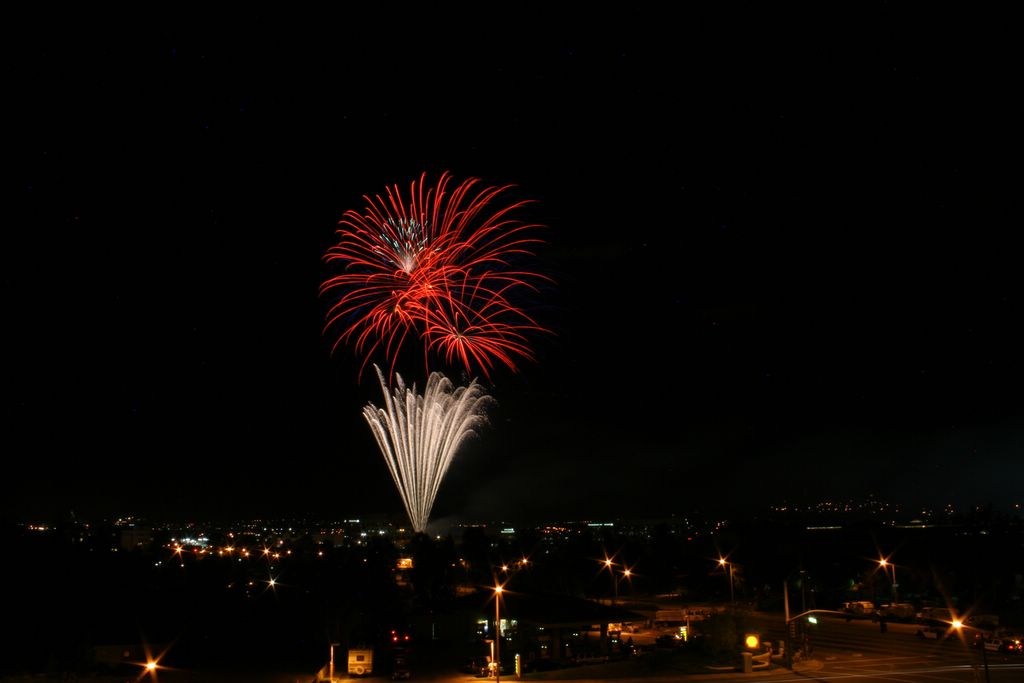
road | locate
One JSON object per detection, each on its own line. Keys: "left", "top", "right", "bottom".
{"left": 326, "top": 612, "right": 1024, "bottom": 683}
{"left": 14, "top": 611, "right": 1012, "bottom": 683}
{"left": 743, "top": 611, "right": 1022, "bottom": 682}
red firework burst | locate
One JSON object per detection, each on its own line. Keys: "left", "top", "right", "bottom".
{"left": 321, "top": 171, "right": 551, "bottom": 381}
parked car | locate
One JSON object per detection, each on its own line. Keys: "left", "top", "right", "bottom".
{"left": 916, "top": 626, "right": 947, "bottom": 640}
{"left": 977, "top": 636, "right": 1023, "bottom": 654}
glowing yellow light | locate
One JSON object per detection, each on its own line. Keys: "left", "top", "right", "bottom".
{"left": 718, "top": 557, "right": 727, "bottom": 566}
{"left": 146, "top": 661, "right": 157, "bottom": 671}
{"left": 952, "top": 619, "right": 963, "bottom": 629}
{"left": 495, "top": 585, "right": 503, "bottom": 594}
{"left": 744, "top": 634, "right": 760, "bottom": 649}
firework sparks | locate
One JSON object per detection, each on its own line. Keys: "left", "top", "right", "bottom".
{"left": 323, "top": 172, "right": 551, "bottom": 532}
{"left": 321, "top": 171, "right": 551, "bottom": 381}
{"left": 363, "top": 364, "right": 494, "bottom": 533}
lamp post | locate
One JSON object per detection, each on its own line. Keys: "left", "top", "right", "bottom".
{"left": 952, "top": 619, "right": 990, "bottom": 683}
{"left": 783, "top": 580, "right": 793, "bottom": 668}
{"left": 603, "top": 558, "right": 618, "bottom": 605}
{"left": 878, "top": 558, "right": 898, "bottom": 604}
{"left": 718, "top": 558, "right": 734, "bottom": 604}
{"left": 494, "top": 584, "right": 503, "bottom": 683}
{"left": 329, "top": 642, "right": 338, "bottom": 681}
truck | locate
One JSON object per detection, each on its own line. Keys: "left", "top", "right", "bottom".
{"left": 843, "top": 601, "right": 875, "bottom": 617}
{"left": 348, "top": 648, "right": 374, "bottom": 676}
{"left": 654, "top": 609, "right": 686, "bottom": 625}
{"left": 917, "top": 606, "right": 955, "bottom": 626}
{"left": 967, "top": 613, "right": 1000, "bottom": 629}
{"left": 880, "top": 603, "right": 915, "bottom": 621}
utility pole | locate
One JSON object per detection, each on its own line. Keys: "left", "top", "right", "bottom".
{"left": 783, "top": 581, "right": 792, "bottom": 669}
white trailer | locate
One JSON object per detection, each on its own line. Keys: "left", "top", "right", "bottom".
{"left": 348, "top": 648, "right": 374, "bottom": 676}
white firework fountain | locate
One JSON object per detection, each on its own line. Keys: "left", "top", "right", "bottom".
{"left": 363, "top": 364, "right": 494, "bottom": 533}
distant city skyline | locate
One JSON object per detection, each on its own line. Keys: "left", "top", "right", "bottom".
{"left": 12, "top": 491, "right": 1021, "bottom": 529}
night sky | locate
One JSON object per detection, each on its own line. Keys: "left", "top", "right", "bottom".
{"left": 6, "top": 7, "right": 1021, "bottom": 525}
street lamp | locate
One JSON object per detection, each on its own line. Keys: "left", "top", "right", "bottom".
{"left": 138, "top": 641, "right": 168, "bottom": 681}
{"left": 494, "top": 584, "right": 503, "bottom": 683}
{"left": 603, "top": 557, "right": 618, "bottom": 606}
{"left": 952, "top": 619, "right": 990, "bottom": 683}
{"left": 718, "top": 557, "right": 734, "bottom": 604}
{"left": 329, "top": 642, "right": 340, "bottom": 681}
{"left": 877, "top": 557, "right": 898, "bottom": 604}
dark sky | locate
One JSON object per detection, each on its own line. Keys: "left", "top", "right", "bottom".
{"left": 6, "top": 7, "right": 1021, "bottom": 525}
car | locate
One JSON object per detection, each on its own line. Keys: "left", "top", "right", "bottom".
{"left": 982, "top": 638, "right": 1002, "bottom": 652}
{"left": 978, "top": 636, "right": 1023, "bottom": 654}
{"left": 916, "top": 626, "right": 947, "bottom": 640}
